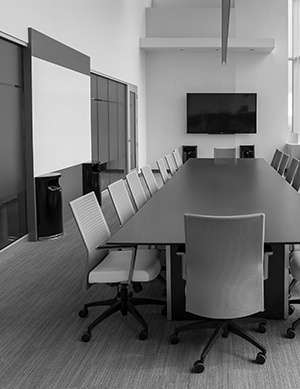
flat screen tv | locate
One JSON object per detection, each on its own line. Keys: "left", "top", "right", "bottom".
{"left": 187, "top": 93, "right": 257, "bottom": 134}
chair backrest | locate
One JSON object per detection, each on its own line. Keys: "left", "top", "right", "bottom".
{"left": 271, "top": 149, "right": 283, "bottom": 171}
{"left": 214, "top": 147, "right": 236, "bottom": 159}
{"left": 140, "top": 165, "right": 159, "bottom": 197}
{"left": 165, "top": 154, "right": 177, "bottom": 176}
{"left": 277, "top": 153, "right": 290, "bottom": 176}
{"left": 292, "top": 164, "right": 300, "bottom": 191}
{"left": 173, "top": 148, "right": 183, "bottom": 169}
{"left": 108, "top": 179, "right": 135, "bottom": 226}
{"left": 125, "top": 170, "right": 148, "bottom": 210}
{"left": 286, "top": 157, "right": 300, "bottom": 184}
{"left": 156, "top": 158, "right": 170, "bottom": 184}
{"left": 69, "top": 192, "right": 111, "bottom": 291}
{"left": 184, "top": 213, "right": 265, "bottom": 319}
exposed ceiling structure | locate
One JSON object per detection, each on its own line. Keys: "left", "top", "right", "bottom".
{"left": 151, "top": 0, "right": 233, "bottom": 64}
{"left": 222, "top": 0, "right": 231, "bottom": 64}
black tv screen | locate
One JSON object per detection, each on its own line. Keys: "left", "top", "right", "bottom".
{"left": 187, "top": 93, "right": 257, "bottom": 134}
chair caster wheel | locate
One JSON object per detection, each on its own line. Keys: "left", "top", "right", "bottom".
{"left": 222, "top": 330, "right": 229, "bottom": 338}
{"left": 258, "top": 323, "right": 267, "bottom": 333}
{"left": 256, "top": 352, "right": 266, "bottom": 365}
{"left": 161, "top": 307, "right": 167, "bottom": 316}
{"left": 194, "top": 360, "right": 205, "bottom": 373}
{"left": 79, "top": 308, "right": 88, "bottom": 318}
{"left": 287, "top": 328, "right": 296, "bottom": 339}
{"left": 139, "top": 329, "right": 148, "bottom": 340}
{"left": 169, "top": 333, "right": 179, "bottom": 345}
{"left": 289, "top": 305, "right": 295, "bottom": 316}
{"left": 81, "top": 331, "right": 92, "bottom": 342}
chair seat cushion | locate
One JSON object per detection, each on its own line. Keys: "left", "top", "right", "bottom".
{"left": 290, "top": 250, "right": 300, "bottom": 281}
{"left": 89, "top": 248, "right": 161, "bottom": 284}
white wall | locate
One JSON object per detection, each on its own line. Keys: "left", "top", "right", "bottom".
{"left": 0, "top": 0, "right": 151, "bottom": 166}
{"left": 145, "top": 0, "right": 288, "bottom": 167}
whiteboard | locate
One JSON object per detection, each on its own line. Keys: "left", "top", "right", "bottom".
{"left": 32, "top": 57, "right": 91, "bottom": 177}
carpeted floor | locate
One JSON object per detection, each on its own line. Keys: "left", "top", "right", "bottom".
{"left": 1, "top": 184, "right": 300, "bottom": 388}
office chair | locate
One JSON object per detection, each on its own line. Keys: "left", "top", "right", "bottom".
{"left": 277, "top": 153, "right": 290, "bottom": 176}
{"left": 156, "top": 158, "right": 170, "bottom": 184}
{"left": 287, "top": 250, "right": 300, "bottom": 338}
{"left": 173, "top": 148, "right": 183, "bottom": 170}
{"left": 291, "top": 164, "right": 300, "bottom": 192}
{"left": 108, "top": 178, "right": 167, "bottom": 287}
{"left": 170, "top": 213, "right": 270, "bottom": 373}
{"left": 140, "top": 165, "right": 159, "bottom": 196}
{"left": 270, "top": 149, "right": 283, "bottom": 171}
{"left": 125, "top": 170, "right": 148, "bottom": 211}
{"left": 108, "top": 179, "right": 136, "bottom": 226}
{"left": 285, "top": 157, "right": 300, "bottom": 184}
{"left": 165, "top": 154, "right": 177, "bottom": 176}
{"left": 214, "top": 147, "right": 236, "bottom": 159}
{"left": 70, "top": 192, "right": 166, "bottom": 342}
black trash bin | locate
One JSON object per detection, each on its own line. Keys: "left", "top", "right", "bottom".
{"left": 82, "top": 161, "right": 101, "bottom": 205}
{"left": 35, "top": 173, "right": 63, "bottom": 240}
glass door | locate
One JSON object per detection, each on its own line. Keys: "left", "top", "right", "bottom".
{"left": 128, "top": 85, "right": 138, "bottom": 172}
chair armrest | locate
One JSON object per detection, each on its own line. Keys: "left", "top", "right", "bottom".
{"left": 96, "top": 244, "right": 138, "bottom": 285}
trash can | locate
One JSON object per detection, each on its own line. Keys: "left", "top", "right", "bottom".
{"left": 182, "top": 145, "right": 198, "bottom": 163}
{"left": 35, "top": 173, "right": 63, "bottom": 240}
{"left": 82, "top": 161, "right": 101, "bottom": 205}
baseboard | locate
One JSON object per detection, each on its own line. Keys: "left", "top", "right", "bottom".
{"left": 0, "top": 234, "right": 29, "bottom": 263}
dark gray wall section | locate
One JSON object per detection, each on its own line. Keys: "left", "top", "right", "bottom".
{"left": 57, "top": 164, "right": 83, "bottom": 222}
{"left": 29, "top": 28, "right": 90, "bottom": 75}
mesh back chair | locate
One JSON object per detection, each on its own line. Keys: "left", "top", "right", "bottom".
{"left": 125, "top": 170, "right": 148, "bottom": 211}
{"left": 108, "top": 179, "right": 136, "bottom": 226}
{"left": 69, "top": 192, "right": 165, "bottom": 342}
{"left": 156, "top": 158, "right": 170, "bottom": 184}
{"left": 165, "top": 154, "right": 177, "bottom": 176}
{"left": 271, "top": 149, "right": 283, "bottom": 171}
{"left": 170, "top": 213, "right": 270, "bottom": 373}
{"left": 277, "top": 153, "right": 290, "bottom": 176}
{"left": 214, "top": 147, "right": 236, "bottom": 159}
{"left": 140, "top": 165, "right": 159, "bottom": 197}
{"left": 292, "top": 165, "right": 300, "bottom": 192}
{"left": 285, "top": 157, "right": 300, "bottom": 184}
{"left": 173, "top": 148, "right": 183, "bottom": 169}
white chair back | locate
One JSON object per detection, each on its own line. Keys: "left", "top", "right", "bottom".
{"left": 156, "top": 158, "right": 170, "bottom": 184}
{"left": 214, "top": 147, "right": 236, "bottom": 159}
{"left": 173, "top": 148, "right": 183, "bottom": 169}
{"left": 184, "top": 213, "right": 265, "bottom": 319}
{"left": 108, "top": 179, "right": 135, "bottom": 225}
{"left": 286, "top": 157, "right": 300, "bottom": 184}
{"left": 69, "top": 192, "right": 110, "bottom": 291}
{"left": 140, "top": 165, "right": 159, "bottom": 196}
{"left": 165, "top": 154, "right": 177, "bottom": 176}
{"left": 271, "top": 149, "right": 283, "bottom": 171}
{"left": 126, "top": 170, "right": 148, "bottom": 210}
{"left": 278, "top": 153, "right": 290, "bottom": 176}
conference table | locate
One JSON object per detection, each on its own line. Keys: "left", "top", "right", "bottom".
{"left": 108, "top": 158, "right": 300, "bottom": 320}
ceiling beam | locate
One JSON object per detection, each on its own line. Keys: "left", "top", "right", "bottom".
{"left": 221, "top": 0, "right": 231, "bottom": 65}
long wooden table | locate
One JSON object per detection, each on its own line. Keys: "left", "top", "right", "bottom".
{"left": 108, "top": 158, "right": 300, "bottom": 320}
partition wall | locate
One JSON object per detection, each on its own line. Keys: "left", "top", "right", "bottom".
{"left": 0, "top": 38, "right": 27, "bottom": 250}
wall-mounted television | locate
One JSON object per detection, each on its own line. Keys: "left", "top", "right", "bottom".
{"left": 187, "top": 93, "right": 257, "bottom": 134}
